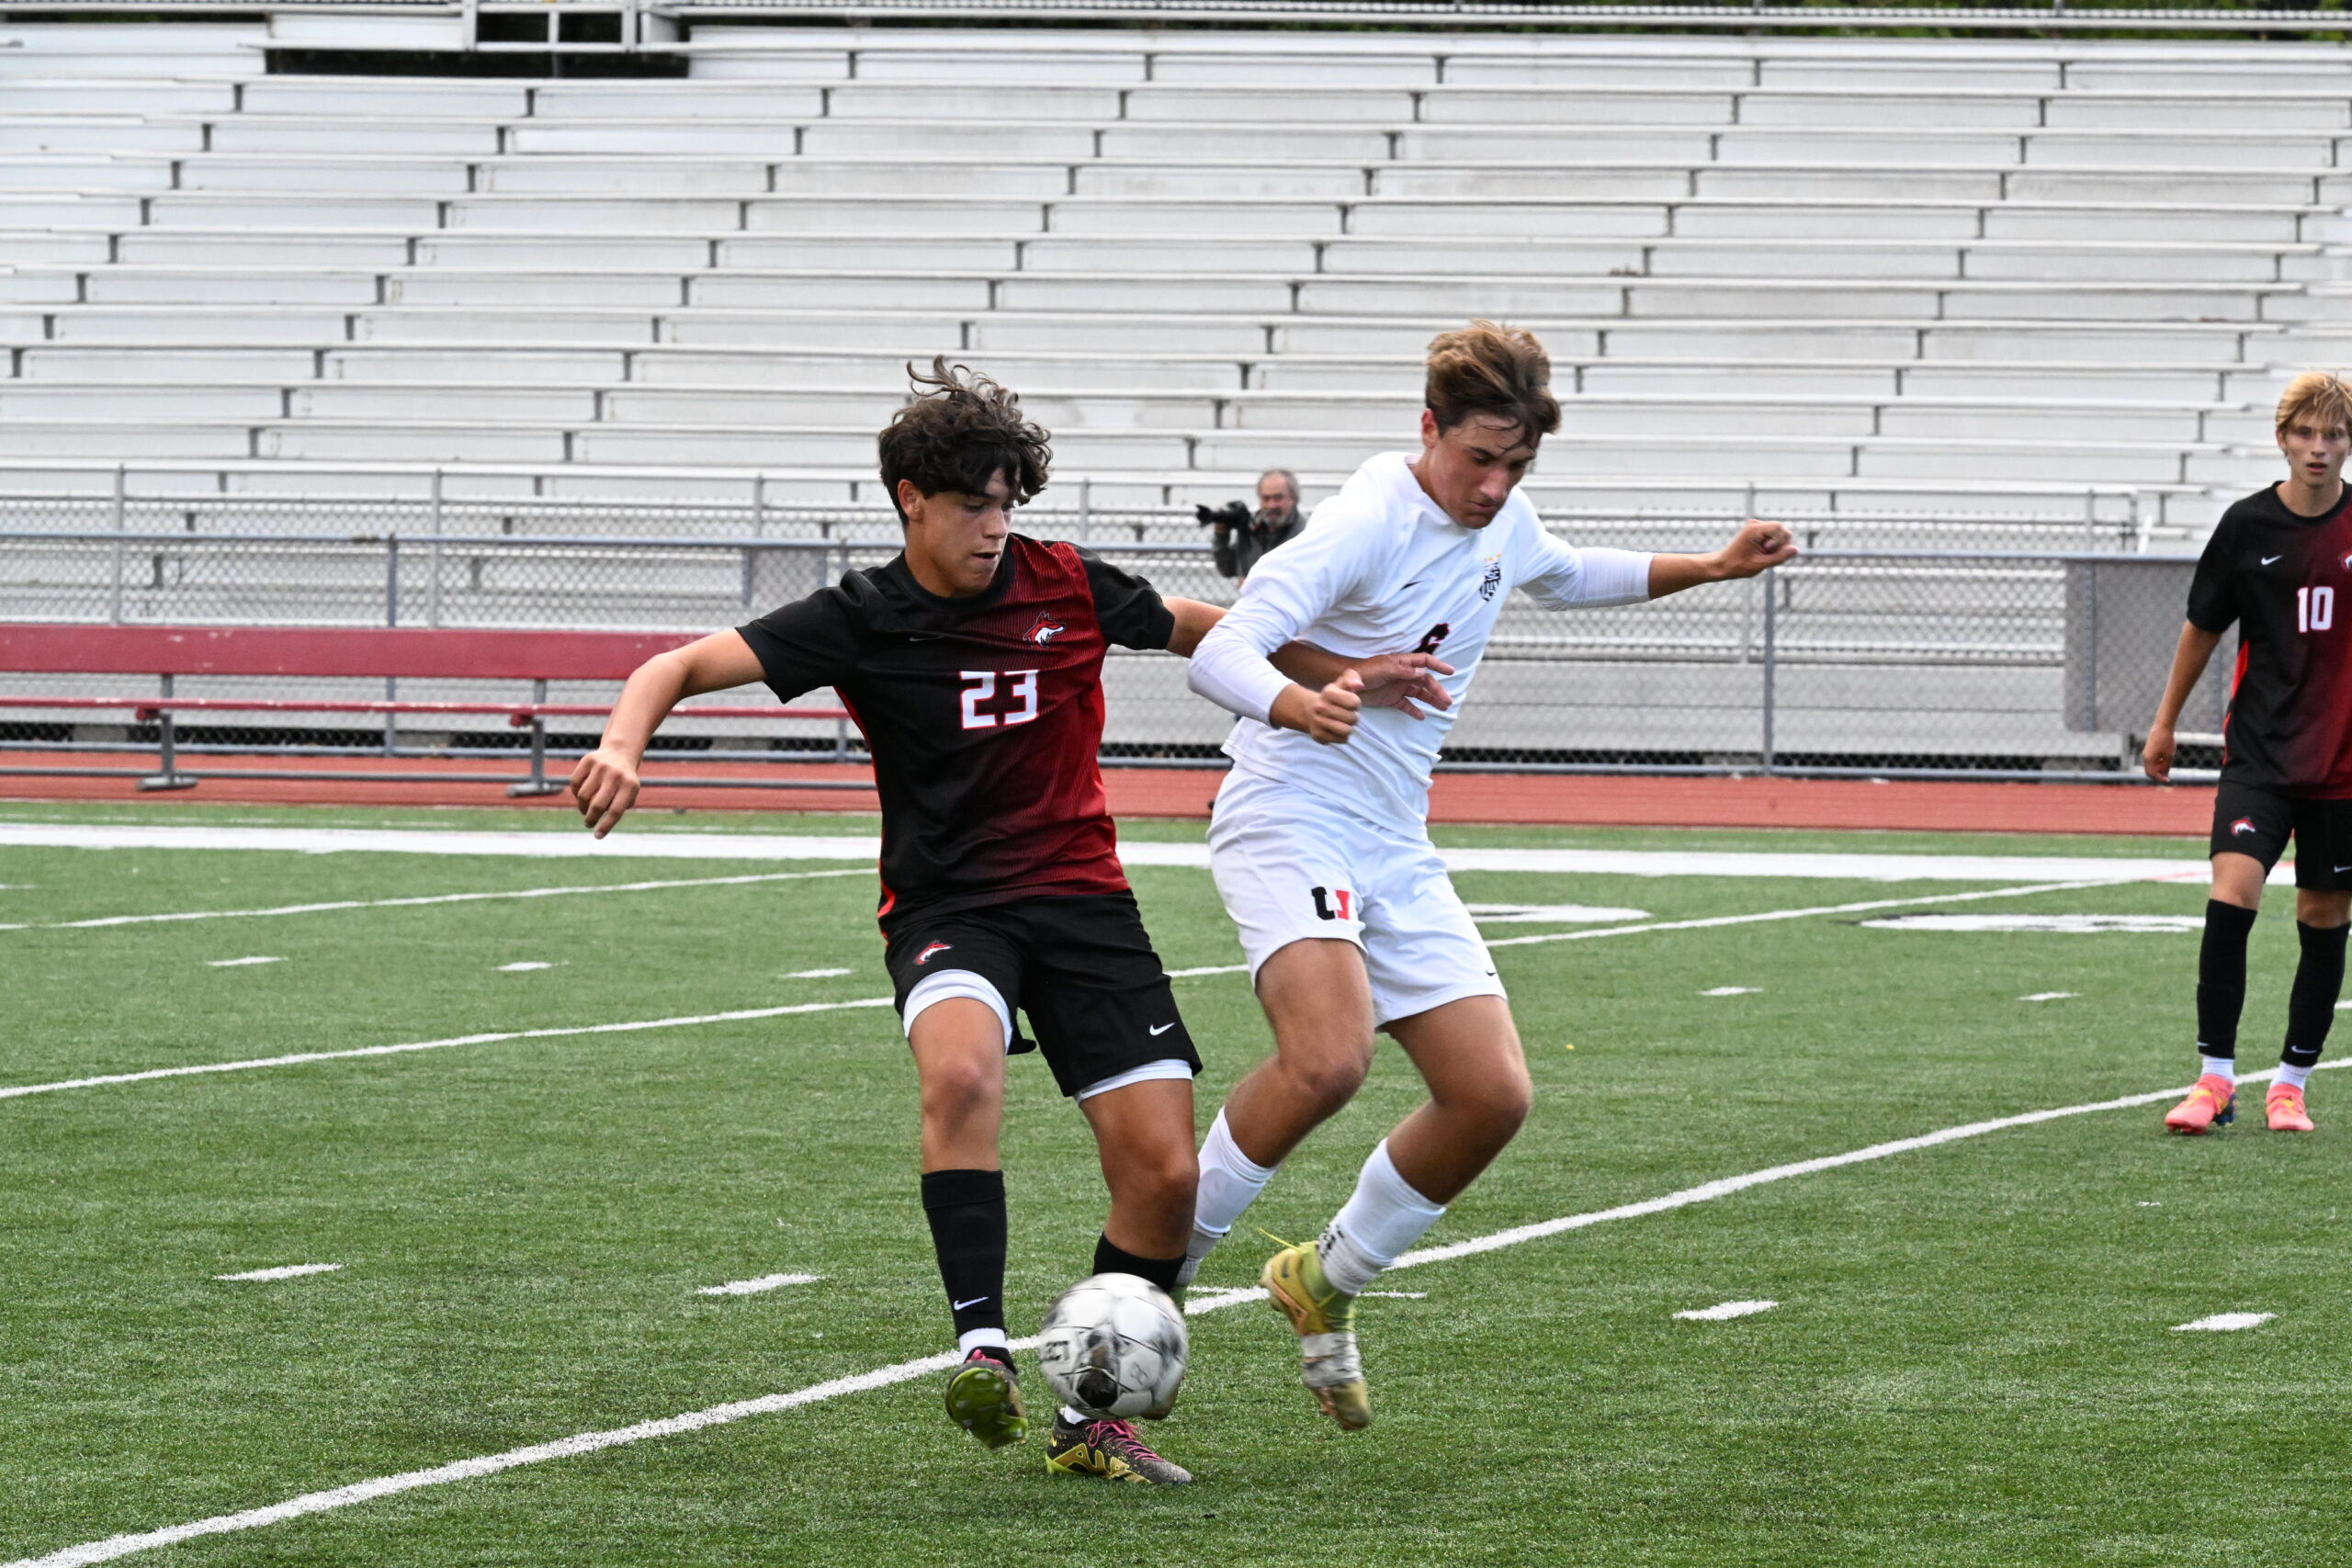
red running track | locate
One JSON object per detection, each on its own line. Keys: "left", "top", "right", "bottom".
{"left": 0, "top": 751, "right": 2213, "bottom": 836}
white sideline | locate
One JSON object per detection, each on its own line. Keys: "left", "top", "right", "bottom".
{"left": 0, "top": 878, "right": 2136, "bottom": 1105}
{"left": 14, "top": 1058, "right": 2334, "bottom": 1568}
{"left": 0, "top": 820, "right": 2256, "bottom": 886}
{"left": 0, "top": 869, "right": 869, "bottom": 935}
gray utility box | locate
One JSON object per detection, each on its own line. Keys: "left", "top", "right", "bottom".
{"left": 2064, "top": 557, "right": 2232, "bottom": 736}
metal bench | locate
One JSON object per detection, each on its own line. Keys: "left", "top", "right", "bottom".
{"left": 0, "top": 622, "right": 852, "bottom": 795}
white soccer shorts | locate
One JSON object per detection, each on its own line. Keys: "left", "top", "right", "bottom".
{"left": 1206, "top": 768, "right": 1505, "bottom": 1029}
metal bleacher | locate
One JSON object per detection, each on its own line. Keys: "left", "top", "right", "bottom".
{"left": 0, "top": 14, "right": 2345, "bottom": 771}
{"left": 3, "top": 19, "right": 2346, "bottom": 527}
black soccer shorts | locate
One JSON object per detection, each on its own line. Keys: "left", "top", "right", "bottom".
{"left": 2211, "top": 781, "right": 2352, "bottom": 890}
{"left": 882, "top": 891, "right": 1202, "bottom": 1098}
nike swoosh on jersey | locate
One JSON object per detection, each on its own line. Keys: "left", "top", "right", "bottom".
{"left": 2263, "top": 555, "right": 2285, "bottom": 565}
{"left": 1148, "top": 1021, "right": 1177, "bottom": 1035}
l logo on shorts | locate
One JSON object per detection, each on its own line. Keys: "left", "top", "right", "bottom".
{"left": 1311, "top": 886, "right": 1356, "bottom": 921}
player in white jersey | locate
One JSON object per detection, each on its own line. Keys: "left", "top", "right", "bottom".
{"left": 1178, "top": 322, "right": 1798, "bottom": 1429}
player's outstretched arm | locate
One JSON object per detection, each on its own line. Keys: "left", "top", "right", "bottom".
{"left": 1645, "top": 520, "right": 1800, "bottom": 598}
{"left": 1166, "top": 596, "right": 1453, "bottom": 741}
{"left": 570, "top": 629, "right": 765, "bottom": 838}
{"left": 2142, "top": 620, "right": 2224, "bottom": 784}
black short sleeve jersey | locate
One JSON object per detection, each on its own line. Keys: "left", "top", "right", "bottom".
{"left": 737, "top": 536, "right": 1176, "bottom": 928}
{"left": 2188, "top": 485, "right": 2352, "bottom": 798}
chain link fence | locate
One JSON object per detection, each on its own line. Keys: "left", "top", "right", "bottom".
{"left": 0, "top": 525, "right": 2228, "bottom": 783}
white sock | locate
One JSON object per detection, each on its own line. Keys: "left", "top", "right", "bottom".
{"left": 957, "top": 1327, "right": 1009, "bottom": 1359}
{"left": 1177, "top": 1110, "right": 1280, "bottom": 1287}
{"left": 1317, "top": 1139, "right": 1447, "bottom": 1297}
{"left": 2276, "top": 1061, "right": 2314, "bottom": 1091}
{"left": 2199, "top": 1054, "right": 2236, "bottom": 1084}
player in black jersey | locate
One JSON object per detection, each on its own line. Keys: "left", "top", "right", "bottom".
{"left": 567, "top": 360, "right": 1449, "bottom": 1484}
{"left": 2145, "top": 371, "right": 2352, "bottom": 1135}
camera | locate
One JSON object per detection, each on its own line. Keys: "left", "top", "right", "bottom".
{"left": 1193, "top": 502, "right": 1251, "bottom": 530}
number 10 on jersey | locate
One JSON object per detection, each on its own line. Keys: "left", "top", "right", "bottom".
{"left": 2299, "top": 585, "right": 2335, "bottom": 633}
{"left": 960, "top": 669, "right": 1041, "bottom": 729}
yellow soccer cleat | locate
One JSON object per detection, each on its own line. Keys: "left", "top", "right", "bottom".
{"left": 1044, "top": 1412, "right": 1193, "bottom": 1484}
{"left": 1261, "top": 1240, "right": 1371, "bottom": 1431}
{"left": 944, "top": 1348, "right": 1029, "bottom": 1450}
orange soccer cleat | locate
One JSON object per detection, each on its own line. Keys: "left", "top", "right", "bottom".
{"left": 2266, "top": 1083, "right": 2316, "bottom": 1133}
{"left": 2164, "top": 1074, "right": 2237, "bottom": 1134}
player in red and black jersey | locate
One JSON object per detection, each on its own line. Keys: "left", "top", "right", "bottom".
{"left": 567, "top": 360, "right": 1449, "bottom": 1484}
{"left": 2145, "top": 371, "right": 2352, "bottom": 1135}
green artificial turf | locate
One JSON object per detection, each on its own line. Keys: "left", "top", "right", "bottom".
{"left": 1, "top": 808, "right": 2343, "bottom": 1567}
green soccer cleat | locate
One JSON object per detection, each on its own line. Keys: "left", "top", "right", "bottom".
{"left": 1261, "top": 1239, "right": 1371, "bottom": 1431}
{"left": 1045, "top": 1411, "right": 1193, "bottom": 1484}
{"left": 944, "top": 1348, "right": 1029, "bottom": 1450}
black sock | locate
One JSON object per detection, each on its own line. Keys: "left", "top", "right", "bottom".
{"left": 1093, "top": 1233, "right": 1184, "bottom": 1297}
{"left": 2196, "top": 899, "right": 2259, "bottom": 1059}
{"left": 922, "top": 1168, "right": 1007, "bottom": 1343}
{"left": 2283, "top": 920, "right": 2349, "bottom": 1070}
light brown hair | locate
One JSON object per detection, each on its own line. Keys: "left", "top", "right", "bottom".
{"left": 1424, "top": 321, "right": 1561, "bottom": 440}
{"left": 2275, "top": 370, "right": 2352, "bottom": 436}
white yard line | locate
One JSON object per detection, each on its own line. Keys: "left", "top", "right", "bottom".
{"left": 205, "top": 956, "right": 281, "bottom": 969}
{"left": 1387, "top": 1057, "right": 2308, "bottom": 1273}
{"left": 0, "top": 820, "right": 2255, "bottom": 884}
{"left": 784, "top": 967, "right": 854, "bottom": 979}
{"left": 1675, "top": 1300, "right": 1777, "bottom": 1321}
{"left": 1481, "top": 878, "right": 2137, "bottom": 952}
{"left": 0, "top": 879, "right": 2139, "bottom": 1107}
{"left": 2020, "top": 992, "right": 2079, "bottom": 1003}
{"left": 16, "top": 1056, "right": 2334, "bottom": 1568}
{"left": 695, "top": 1274, "right": 822, "bottom": 1298}
{"left": 496, "top": 963, "right": 558, "bottom": 974}
{"left": 213, "top": 1264, "right": 341, "bottom": 1282}
{"left": 0, "top": 870, "right": 870, "bottom": 936}
{"left": 0, "top": 999, "right": 896, "bottom": 1103}
{"left": 1701, "top": 987, "right": 1759, "bottom": 997}
{"left": 2171, "top": 1312, "right": 2275, "bottom": 1332}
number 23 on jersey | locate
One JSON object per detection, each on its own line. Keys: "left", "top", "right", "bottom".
{"left": 959, "top": 669, "right": 1041, "bottom": 729}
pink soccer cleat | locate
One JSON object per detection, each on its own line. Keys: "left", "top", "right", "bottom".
{"left": 2266, "top": 1083, "right": 2316, "bottom": 1133}
{"left": 2165, "top": 1074, "right": 2237, "bottom": 1134}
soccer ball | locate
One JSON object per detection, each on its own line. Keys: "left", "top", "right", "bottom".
{"left": 1035, "top": 1272, "right": 1189, "bottom": 1420}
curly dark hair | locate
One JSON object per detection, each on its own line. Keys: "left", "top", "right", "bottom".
{"left": 877, "top": 357, "right": 1052, "bottom": 522}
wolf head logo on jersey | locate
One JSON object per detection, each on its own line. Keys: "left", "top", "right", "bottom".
{"left": 2231, "top": 818, "right": 2257, "bottom": 838}
{"left": 1023, "top": 612, "right": 1068, "bottom": 646}
{"left": 1477, "top": 554, "right": 1503, "bottom": 603}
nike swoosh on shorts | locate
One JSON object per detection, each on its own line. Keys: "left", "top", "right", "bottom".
{"left": 1149, "top": 1022, "right": 1177, "bottom": 1036}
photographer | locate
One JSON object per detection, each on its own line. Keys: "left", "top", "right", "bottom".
{"left": 1200, "top": 468, "right": 1306, "bottom": 582}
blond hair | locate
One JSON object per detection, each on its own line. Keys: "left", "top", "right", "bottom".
{"left": 1424, "top": 321, "right": 1560, "bottom": 440}
{"left": 2275, "top": 371, "right": 2352, "bottom": 436}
